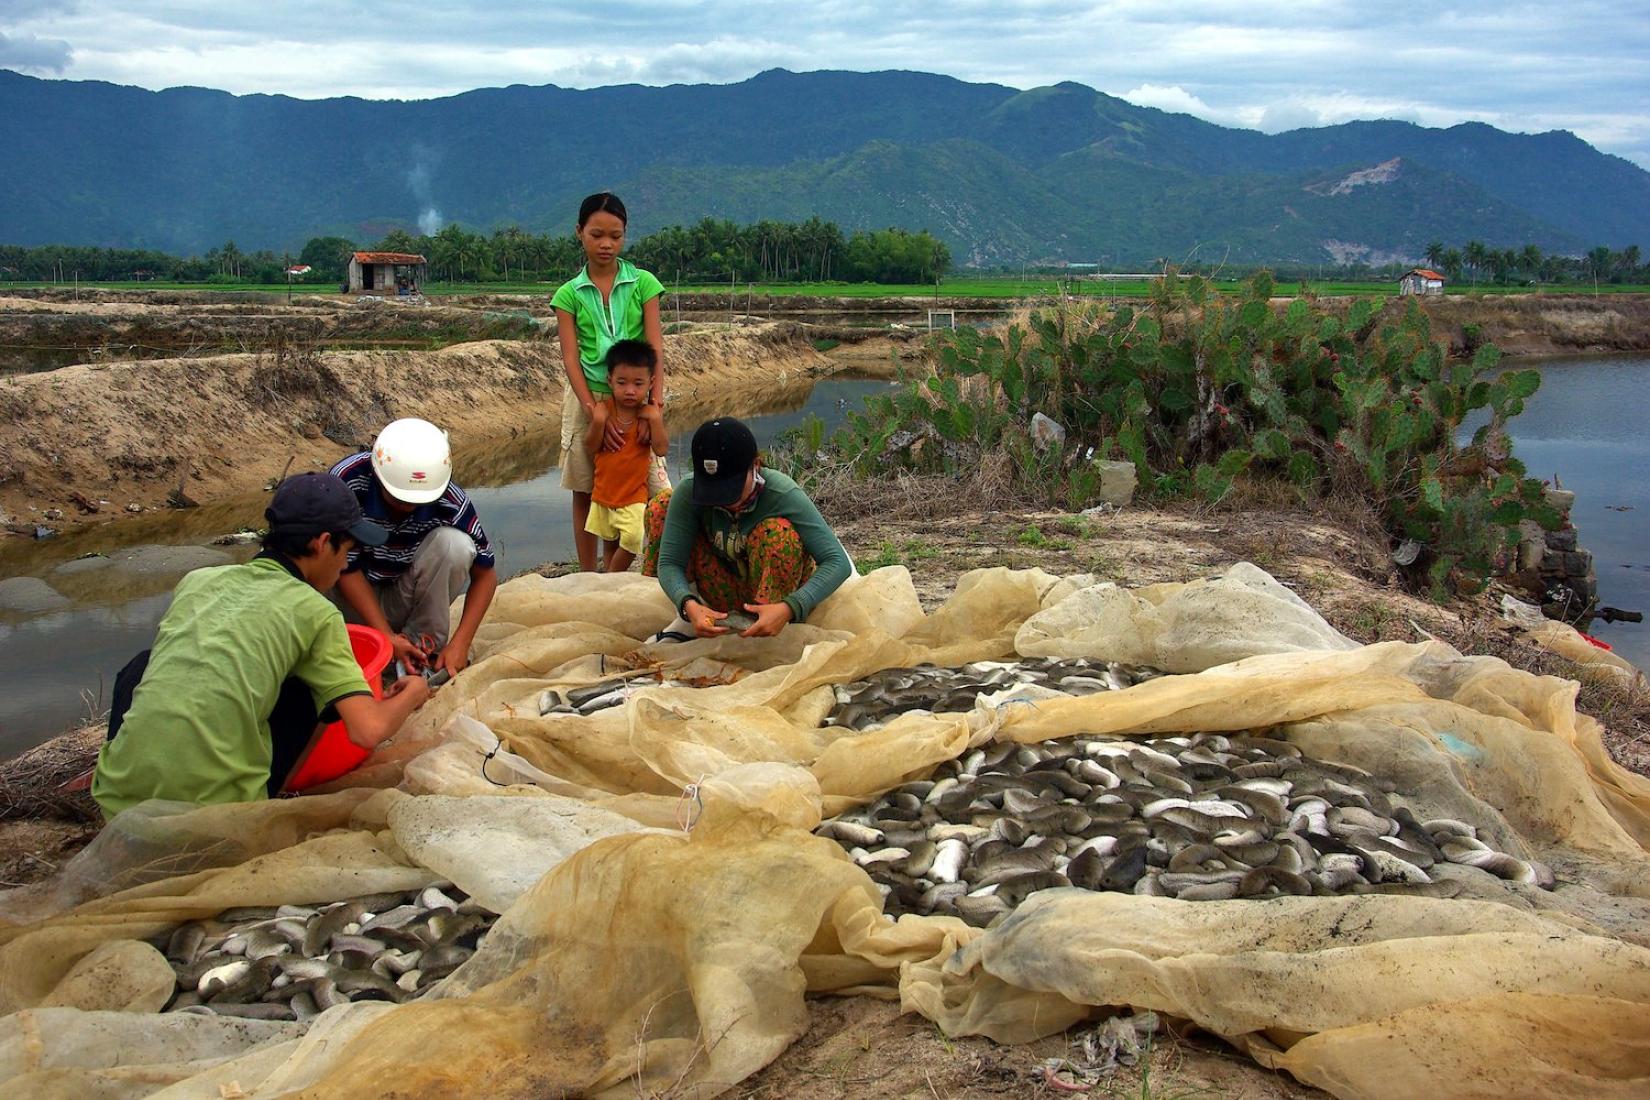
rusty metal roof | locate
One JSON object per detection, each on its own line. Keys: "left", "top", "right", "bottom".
{"left": 353, "top": 251, "right": 427, "bottom": 264}
{"left": 1403, "top": 268, "right": 1446, "bottom": 281}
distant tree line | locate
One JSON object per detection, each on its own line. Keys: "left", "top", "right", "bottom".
{"left": 1419, "top": 240, "right": 1643, "bottom": 287}
{"left": 0, "top": 240, "right": 296, "bottom": 284}
{"left": 0, "top": 218, "right": 953, "bottom": 287}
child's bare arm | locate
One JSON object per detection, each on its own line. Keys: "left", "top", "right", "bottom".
{"left": 641, "top": 405, "right": 669, "bottom": 455}
{"left": 582, "top": 413, "right": 605, "bottom": 456}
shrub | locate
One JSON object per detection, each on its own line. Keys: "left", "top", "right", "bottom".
{"left": 770, "top": 272, "right": 1555, "bottom": 597}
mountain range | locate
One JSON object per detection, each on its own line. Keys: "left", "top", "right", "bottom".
{"left": 2, "top": 67, "right": 1646, "bottom": 266}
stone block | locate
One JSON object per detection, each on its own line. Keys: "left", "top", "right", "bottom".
{"left": 1545, "top": 529, "right": 1577, "bottom": 552}
{"left": 1092, "top": 460, "right": 1137, "bottom": 507}
{"left": 1031, "top": 412, "right": 1066, "bottom": 452}
{"left": 1544, "top": 487, "right": 1577, "bottom": 514}
{"left": 1565, "top": 550, "right": 1594, "bottom": 575}
{"left": 1516, "top": 520, "right": 1545, "bottom": 572}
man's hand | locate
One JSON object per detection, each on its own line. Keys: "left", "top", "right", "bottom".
{"left": 683, "top": 598, "right": 730, "bottom": 637}
{"left": 432, "top": 639, "right": 470, "bottom": 676}
{"left": 390, "top": 633, "right": 429, "bottom": 671}
{"left": 739, "top": 602, "right": 793, "bottom": 638}
{"left": 384, "top": 675, "right": 431, "bottom": 708}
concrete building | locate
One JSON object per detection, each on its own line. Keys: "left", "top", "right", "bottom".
{"left": 347, "top": 251, "right": 428, "bottom": 294}
{"left": 1398, "top": 268, "right": 1446, "bottom": 296}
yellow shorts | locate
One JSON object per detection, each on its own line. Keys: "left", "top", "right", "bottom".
{"left": 585, "top": 500, "right": 645, "bottom": 555}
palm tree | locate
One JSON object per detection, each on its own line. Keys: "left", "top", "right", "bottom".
{"left": 1440, "top": 248, "right": 1464, "bottom": 282}
{"left": 1424, "top": 241, "right": 1445, "bottom": 269}
{"left": 1587, "top": 246, "right": 1613, "bottom": 286}
{"left": 1620, "top": 244, "right": 1641, "bottom": 281}
{"left": 1520, "top": 244, "right": 1542, "bottom": 283}
{"left": 1463, "top": 240, "right": 1488, "bottom": 287}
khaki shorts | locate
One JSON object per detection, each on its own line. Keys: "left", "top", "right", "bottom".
{"left": 585, "top": 500, "right": 646, "bottom": 555}
{"left": 559, "top": 397, "right": 596, "bottom": 493}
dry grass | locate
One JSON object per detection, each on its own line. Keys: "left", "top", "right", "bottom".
{"left": 0, "top": 721, "right": 102, "bottom": 823}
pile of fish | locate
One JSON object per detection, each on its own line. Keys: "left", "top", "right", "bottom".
{"left": 818, "top": 731, "right": 1554, "bottom": 927}
{"left": 825, "top": 658, "right": 1164, "bottom": 731}
{"left": 539, "top": 676, "right": 649, "bottom": 718}
{"left": 155, "top": 885, "right": 494, "bottom": 1020}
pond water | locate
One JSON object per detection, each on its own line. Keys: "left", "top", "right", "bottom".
{"left": 0, "top": 375, "right": 893, "bottom": 755}
{"left": 1484, "top": 354, "right": 1650, "bottom": 660}
{"left": 0, "top": 354, "right": 1645, "bottom": 759}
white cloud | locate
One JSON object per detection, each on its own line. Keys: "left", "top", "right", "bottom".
{"left": 1119, "top": 84, "right": 1260, "bottom": 128}
{"left": 0, "top": 30, "right": 71, "bottom": 72}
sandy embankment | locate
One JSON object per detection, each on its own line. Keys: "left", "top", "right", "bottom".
{"left": 0, "top": 322, "right": 830, "bottom": 529}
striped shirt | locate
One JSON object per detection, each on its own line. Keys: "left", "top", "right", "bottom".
{"left": 329, "top": 452, "right": 497, "bottom": 583}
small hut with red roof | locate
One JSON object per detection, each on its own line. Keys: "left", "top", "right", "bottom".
{"left": 1398, "top": 268, "right": 1445, "bottom": 296}
{"left": 347, "top": 251, "right": 428, "bottom": 295}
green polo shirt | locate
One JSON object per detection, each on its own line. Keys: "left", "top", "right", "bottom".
{"left": 550, "top": 259, "right": 664, "bottom": 395}
{"left": 92, "top": 556, "right": 370, "bottom": 818}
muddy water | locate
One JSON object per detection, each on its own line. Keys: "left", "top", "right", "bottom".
{"left": 1487, "top": 354, "right": 1650, "bottom": 663}
{"left": 0, "top": 375, "right": 893, "bottom": 754}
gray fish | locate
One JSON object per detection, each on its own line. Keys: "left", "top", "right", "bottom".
{"left": 166, "top": 922, "right": 207, "bottom": 964}
{"left": 303, "top": 901, "right": 367, "bottom": 958}
{"left": 418, "top": 943, "right": 472, "bottom": 980}
{"left": 954, "top": 893, "right": 1010, "bottom": 927}
{"left": 1239, "top": 865, "right": 1313, "bottom": 897}
{"left": 994, "top": 871, "right": 1072, "bottom": 907}
{"left": 204, "top": 1002, "right": 297, "bottom": 1021}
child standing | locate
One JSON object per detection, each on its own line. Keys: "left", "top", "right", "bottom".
{"left": 584, "top": 340, "right": 667, "bottom": 572}
{"left": 552, "top": 192, "right": 666, "bottom": 571}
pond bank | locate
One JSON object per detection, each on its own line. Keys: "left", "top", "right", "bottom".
{"left": 0, "top": 322, "right": 829, "bottom": 535}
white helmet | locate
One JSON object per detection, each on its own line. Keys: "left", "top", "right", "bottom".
{"left": 371, "top": 418, "right": 452, "bottom": 504}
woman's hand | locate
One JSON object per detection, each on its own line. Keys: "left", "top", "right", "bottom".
{"left": 683, "top": 598, "right": 730, "bottom": 637}
{"left": 739, "top": 602, "right": 793, "bottom": 638}
{"left": 635, "top": 404, "right": 663, "bottom": 447}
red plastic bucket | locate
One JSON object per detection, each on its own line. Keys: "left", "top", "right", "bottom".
{"left": 284, "top": 624, "right": 393, "bottom": 791}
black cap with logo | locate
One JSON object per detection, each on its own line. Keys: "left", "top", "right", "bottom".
{"left": 265, "top": 472, "right": 388, "bottom": 546}
{"left": 689, "top": 418, "right": 758, "bottom": 507}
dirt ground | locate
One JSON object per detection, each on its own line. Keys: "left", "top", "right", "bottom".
{"left": 733, "top": 997, "right": 1319, "bottom": 1100}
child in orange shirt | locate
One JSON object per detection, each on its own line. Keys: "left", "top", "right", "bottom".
{"left": 583, "top": 339, "right": 667, "bottom": 572}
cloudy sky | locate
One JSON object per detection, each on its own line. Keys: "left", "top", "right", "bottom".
{"left": 4, "top": 1, "right": 1648, "bottom": 167}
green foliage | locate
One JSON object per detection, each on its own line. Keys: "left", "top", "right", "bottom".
{"left": 856, "top": 537, "right": 939, "bottom": 572}
{"left": 792, "top": 272, "right": 1555, "bottom": 598}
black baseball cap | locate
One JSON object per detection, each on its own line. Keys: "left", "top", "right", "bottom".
{"left": 690, "top": 418, "right": 758, "bottom": 507}
{"left": 265, "top": 472, "right": 388, "bottom": 546}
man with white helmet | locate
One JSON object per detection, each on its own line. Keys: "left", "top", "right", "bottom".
{"left": 329, "top": 418, "right": 498, "bottom": 676}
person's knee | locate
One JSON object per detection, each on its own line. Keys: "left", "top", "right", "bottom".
{"left": 414, "top": 527, "right": 478, "bottom": 576}
{"left": 753, "top": 517, "right": 802, "bottom": 548}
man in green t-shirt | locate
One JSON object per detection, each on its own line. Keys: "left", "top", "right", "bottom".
{"left": 92, "top": 473, "right": 432, "bottom": 819}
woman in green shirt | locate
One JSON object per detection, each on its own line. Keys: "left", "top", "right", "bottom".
{"left": 552, "top": 192, "right": 666, "bottom": 572}
{"left": 641, "top": 418, "right": 853, "bottom": 638}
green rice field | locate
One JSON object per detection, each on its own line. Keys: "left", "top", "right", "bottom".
{"left": 5, "top": 277, "right": 1649, "bottom": 299}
